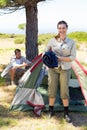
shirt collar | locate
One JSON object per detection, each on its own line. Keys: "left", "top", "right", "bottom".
{"left": 58, "top": 37, "right": 69, "bottom": 43}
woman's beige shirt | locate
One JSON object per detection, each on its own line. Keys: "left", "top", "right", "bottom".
{"left": 45, "top": 37, "right": 76, "bottom": 70}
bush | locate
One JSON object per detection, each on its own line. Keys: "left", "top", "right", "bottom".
{"left": 38, "top": 33, "right": 55, "bottom": 45}
{"left": 0, "top": 33, "right": 25, "bottom": 39}
{"left": 14, "top": 37, "right": 25, "bottom": 44}
{"left": 38, "top": 39, "right": 43, "bottom": 45}
{"left": 68, "top": 32, "right": 87, "bottom": 43}
{"left": 0, "top": 33, "right": 11, "bottom": 38}
{"left": 10, "top": 34, "right": 16, "bottom": 38}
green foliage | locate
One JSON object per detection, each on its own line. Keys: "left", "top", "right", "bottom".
{"left": 0, "top": 66, "right": 6, "bottom": 86}
{"left": 0, "top": 33, "right": 24, "bottom": 39}
{"left": 0, "top": 0, "right": 41, "bottom": 8}
{"left": 38, "top": 32, "right": 87, "bottom": 46}
{"left": 14, "top": 37, "right": 25, "bottom": 44}
{"left": 0, "top": 33, "right": 11, "bottom": 38}
{"left": 0, "top": 0, "right": 9, "bottom": 7}
{"left": 0, "top": 33, "right": 20, "bottom": 38}
{"left": 1, "top": 32, "right": 87, "bottom": 46}
{"left": 38, "top": 33, "right": 55, "bottom": 45}
{"left": 18, "top": 23, "right": 25, "bottom": 30}
{"left": 0, "top": 118, "right": 17, "bottom": 127}
{"left": 0, "top": 75, "right": 6, "bottom": 86}
{"left": 0, "top": 0, "right": 27, "bottom": 8}
{"left": 68, "top": 32, "right": 87, "bottom": 43}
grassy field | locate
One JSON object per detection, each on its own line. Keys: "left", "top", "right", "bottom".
{"left": 0, "top": 37, "right": 87, "bottom": 130}
{"left": 0, "top": 80, "right": 87, "bottom": 130}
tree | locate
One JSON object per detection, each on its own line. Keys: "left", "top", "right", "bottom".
{"left": 0, "top": 0, "right": 46, "bottom": 61}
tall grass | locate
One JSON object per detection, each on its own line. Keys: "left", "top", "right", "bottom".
{"left": 0, "top": 32, "right": 87, "bottom": 45}
{"left": 68, "top": 32, "right": 87, "bottom": 43}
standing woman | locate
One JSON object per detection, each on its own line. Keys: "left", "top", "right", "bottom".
{"left": 45, "top": 20, "right": 76, "bottom": 123}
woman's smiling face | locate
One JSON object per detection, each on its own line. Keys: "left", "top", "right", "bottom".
{"left": 58, "top": 23, "right": 68, "bottom": 37}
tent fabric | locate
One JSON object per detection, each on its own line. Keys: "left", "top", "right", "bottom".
{"left": 10, "top": 54, "right": 44, "bottom": 116}
{"left": 72, "top": 59, "right": 87, "bottom": 105}
{"left": 26, "top": 89, "right": 44, "bottom": 116}
{"left": 18, "top": 54, "right": 43, "bottom": 88}
{"left": 1, "top": 63, "right": 12, "bottom": 77}
{"left": 10, "top": 54, "right": 87, "bottom": 114}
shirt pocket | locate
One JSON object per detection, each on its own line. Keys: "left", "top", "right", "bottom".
{"left": 61, "top": 44, "right": 71, "bottom": 56}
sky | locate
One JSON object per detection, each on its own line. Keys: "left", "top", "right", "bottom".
{"left": 0, "top": 0, "right": 87, "bottom": 34}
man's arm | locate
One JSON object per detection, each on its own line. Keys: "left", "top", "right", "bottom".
{"left": 14, "top": 62, "right": 30, "bottom": 69}
{"left": 22, "top": 56, "right": 33, "bottom": 67}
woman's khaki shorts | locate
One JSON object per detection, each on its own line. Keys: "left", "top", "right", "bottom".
{"left": 48, "top": 67, "right": 71, "bottom": 99}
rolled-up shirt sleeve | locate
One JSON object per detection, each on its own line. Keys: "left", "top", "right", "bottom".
{"left": 69, "top": 41, "right": 76, "bottom": 61}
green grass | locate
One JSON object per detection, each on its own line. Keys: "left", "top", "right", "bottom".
{"left": 80, "top": 62, "right": 87, "bottom": 67}
{"left": 0, "top": 118, "right": 18, "bottom": 128}
{"left": 0, "top": 75, "right": 6, "bottom": 86}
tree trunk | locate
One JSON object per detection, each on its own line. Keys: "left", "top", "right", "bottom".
{"left": 25, "top": 3, "right": 38, "bottom": 61}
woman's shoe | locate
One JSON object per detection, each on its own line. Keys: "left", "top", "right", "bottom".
{"left": 48, "top": 111, "right": 54, "bottom": 118}
{"left": 64, "top": 114, "right": 72, "bottom": 123}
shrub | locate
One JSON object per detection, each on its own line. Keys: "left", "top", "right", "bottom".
{"left": 10, "top": 34, "right": 16, "bottom": 38}
{"left": 0, "top": 33, "right": 11, "bottom": 38}
{"left": 68, "top": 32, "right": 87, "bottom": 43}
{"left": 14, "top": 37, "right": 25, "bottom": 44}
{"left": 0, "top": 33, "right": 25, "bottom": 39}
{"left": 38, "top": 39, "right": 43, "bottom": 45}
{"left": 38, "top": 33, "right": 55, "bottom": 45}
